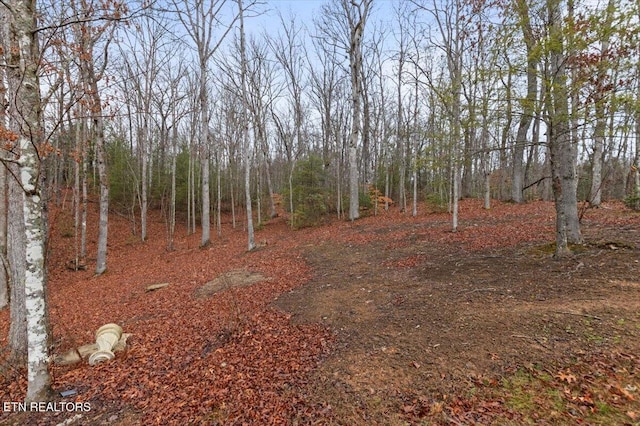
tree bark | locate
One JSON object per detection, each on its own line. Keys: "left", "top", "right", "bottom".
{"left": 8, "top": 0, "right": 52, "bottom": 401}
{"left": 7, "top": 163, "right": 27, "bottom": 362}
{"left": 73, "top": 5, "right": 110, "bottom": 275}
{"left": 512, "top": 0, "right": 539, "bottom": 203}
{"left": 347, "top": 1, "right": 371, "bottom": 221}
{"left": 238, "top": 0, "right": 255, "bottom": 251}
{"left": 0, "top": 163, "right": 6, "bottom": 311}
{"left": 200, "top": 67, "right": 211, "bottom": 246}
{"left": 0, "top": 32, "right": 8, "bottom": 310}
{"left": 93, "top": 80, "right": 109, "bottom": 275}
{"left": 546, "top": 0, "right": 582, "bottom": 257}
{"left": 589, "top": 0, "right": 615, "bottom": 207}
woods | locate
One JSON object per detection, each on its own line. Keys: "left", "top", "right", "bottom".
{"left": 1, "top": 0, "right": 640, "bottom": 411}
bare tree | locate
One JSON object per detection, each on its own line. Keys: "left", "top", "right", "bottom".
{"left": 317, "top": 0, "right": 372, "bottom": 221}
{"left": 0, "top": 9, "right": 8, "bottom": 311}
{"left": 545, "top": 0, "right": 582, "bottom": 257}
{"left": 636, "top": 0, "right": 640, "bottom": 204}
{"left": 269, "top": 11, "right": 307, "bottom": 226}
{"left": 118, "top": 15, "right": 173, "bottom": 241}
{"left": 237, "top": 0, "right": 255, "bottom": 250}
{"left": 2, "top": 0, "right": 53, "bottom": 401}
{"left": 346, "top": 0, "right": 370, "bottom": 220}
{"left": 512, "top": 0, "right": 540, "bottom": 203}
{"left": 171, "top": 0, "right": 239, "bottom": 247}
{"left": 70, "top": 0, "right": 123, "bottom": 275}
{"left": 411, "top": 0, "right": 468, "bottom": 231}
{"left": 245, "top": 37, "right": 278, "bottom": 220}
{"left": 394, "top": 3, "right": 409, "bottom": 212}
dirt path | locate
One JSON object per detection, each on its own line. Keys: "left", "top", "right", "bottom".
{"left": 273, "top": 203, "right": 640, "bottom": 424}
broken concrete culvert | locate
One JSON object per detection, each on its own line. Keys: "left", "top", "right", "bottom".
{"left": 54, "top": 323, "right": 130, "bottom": 367}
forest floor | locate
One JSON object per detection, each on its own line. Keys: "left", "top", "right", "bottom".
{"left": 1, "top": 198, "right": 639, "bottom": 425}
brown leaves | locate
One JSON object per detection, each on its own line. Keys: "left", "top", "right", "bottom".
{"left": 557, "top": 369, "right": 577, "bottom": 384}
{"left": 0, "top": 126, "right": 18, "bottom": 145}
{"left": 2, "top": 198, "right": 639, "bottom": 425}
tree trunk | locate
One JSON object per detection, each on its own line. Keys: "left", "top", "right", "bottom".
{"left": 452, "top": 165, "right": 460, "bottom": 232}
{"left": 200, "top": 69, "right": 211, "bottom": 246}
{"left": 564, "top": 0, "right": 583, "bottom": 244}
{"left": 348, "top": 99, "right": 360, "bottom": 221}
{"left": 7, "top": 164, "right": 27, "bottom": 362}
{"left": 636, "top": 44, "right": 640, "bottom": 204}
{"left": 78, "top": 32, "right": 109, "bottom": 274}
{"left": 590, "top": 0, "right": 615, "bottom": 207}
{"left": 216, "top": 160, "right": 222, "bottom": 237}
{"left": 0, "top": 49, "right": 7, "bottom": 310}
{"left": 347, "top": 1, "right": 370, "bottom": 221}
{"left": 396, "top": 47, "right": 406, "bottom": 212}
{"left": 81, "top": 134, "right": 88, "bottom": 260}
{"left": 94, "top": 86, "right": 109, "bottom": 275}
{"left": 169, "top": 122, "right": 178, "bottom": 251}
{"left": 513, "top": 0, "right": 539, "bottom": 203}
{"left": 0, "top": 163, "right": 6, "bottom": 310}
{"left": 140, "top": 125, "right": 148, "bottom": 241}
{"left": 546, "top": 0, "right": 582, "bottom": 258}
{"left": 238, "top": 0, "right": 255, "bottom": 251}
{"left": 8, "top": 0, "right": 52, "bottom": 401}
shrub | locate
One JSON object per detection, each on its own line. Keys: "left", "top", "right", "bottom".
{"left": 624, "top": 194, "right": 640, "bottom": 211}
{"left": 285, "top": 155, "right": 329, "bottom": 229}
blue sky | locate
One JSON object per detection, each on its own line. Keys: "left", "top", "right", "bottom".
{"left": 245, "top": 0, "right": 396, "bottom": 35}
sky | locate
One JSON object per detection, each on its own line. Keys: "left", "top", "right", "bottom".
{"left": 245, "top": 0, "right": 397, "bottom": 35}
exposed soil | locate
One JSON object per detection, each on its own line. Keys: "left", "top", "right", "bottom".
{"left": 273, "top": 201, "right": 640, "bottom": 424}
{"left": 1, "top": 199, "right": 639, "bottom": 425}
{"left": 195, "top": 270, "right": 269, "bottom": 298}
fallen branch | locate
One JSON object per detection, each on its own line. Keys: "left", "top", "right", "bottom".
{"left": 458, "top": 287, "right": 497, "bottom": 295}
{"left": 511, "top": 334, "right": 550, "bottom": 350}
{"left": 551, "top": 311, "right": 602, "bottom": 321}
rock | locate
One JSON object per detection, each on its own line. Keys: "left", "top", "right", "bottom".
{"left": 146, "top": 283, "right": 170, "bottom": 292}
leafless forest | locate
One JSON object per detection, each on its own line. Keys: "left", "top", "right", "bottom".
{"left": 1, "top": 0, "right": 639, "bottom": 422}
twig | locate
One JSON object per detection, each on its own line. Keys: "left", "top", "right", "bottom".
{"left": 458, "top": 287, "right": 497, "bottom": 295}
{"left": 511, "top": 334, "right": 551, "bottom": 350}
{"left": 551, "top": 311, "right": 602, "bottom": 321}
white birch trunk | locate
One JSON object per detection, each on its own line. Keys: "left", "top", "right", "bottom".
{"left": 7, "top": 163, "right": 27, "bottom": 360}
{"left": 0, "top": 163, "right": 6, "bottom": 310}
{"left": 95, "top": 102, "right": 109, "bottom": 275}
{"left": 20, "top": 139, "right": 51, "bottom": 402}
{"left": 10, "top": 0, "right": 52, "bottom": 400}
{"left": 0, "top": 49, "right": 7, "bottom": 310}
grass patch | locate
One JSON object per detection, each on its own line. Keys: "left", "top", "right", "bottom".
{"left": 461, "top": 357, "right": 640, "bottom": 425}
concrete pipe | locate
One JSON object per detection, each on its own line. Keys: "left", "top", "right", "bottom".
{"left": 88, "top": 323, "right": 123, "bottom": 366}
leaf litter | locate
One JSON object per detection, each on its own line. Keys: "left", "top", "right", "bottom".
{"left": 0, "top": 199, "right": 638, "bottom": 425}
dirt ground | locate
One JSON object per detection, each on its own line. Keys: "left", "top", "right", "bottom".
{"left": 273, "top": 201, "right": 640, "bottom": 425}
